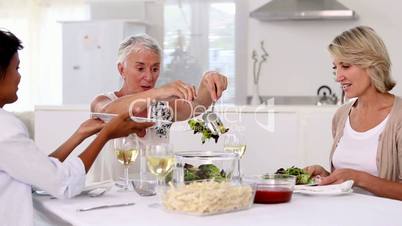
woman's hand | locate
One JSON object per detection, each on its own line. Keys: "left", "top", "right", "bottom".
{"left": 102, "top": 112, "right": 154, "bottom": 139}
{"left": 76, "top": 119, "right": 105, "bottom": 139}
{"left": 304, "top": 165, "right": 330, "bottom": 177}
{"left": 200, "top": 71, "right": 228, "bottom": 101}
{"left": 156, "top": 80, "right": 197, "bottom": 101}
{"left": 319, "top": 168, "right": 363, "bottom": 185}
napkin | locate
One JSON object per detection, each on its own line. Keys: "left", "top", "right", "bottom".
{"left": 82, "top": 180, "right": 114, "bottom": 193}
{"left": 295, "top": 180, "right": 354, "bottom": 193}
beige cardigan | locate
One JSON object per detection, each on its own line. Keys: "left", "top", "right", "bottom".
{"left": 330, "top": 96, "right": 402, "bottom": 182}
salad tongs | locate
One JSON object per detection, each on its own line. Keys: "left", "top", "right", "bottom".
{"left": 202, "top": 102, "right": 226, "bottom": 135}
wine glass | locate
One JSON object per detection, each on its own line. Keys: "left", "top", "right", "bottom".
{"left": 223, "top": 131, "right": 246, "bottom": 181}
{"left": 146, "top": 144, "right": 174, "bottom": 197}
{"left": 113, "top": 134, "right": 140, "bottom": 192}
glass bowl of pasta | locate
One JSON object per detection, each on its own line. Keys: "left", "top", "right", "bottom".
{"left": 161, "top": 180, "right": 256, "bottom": 216}
{"left": 173, "top": 151, "right": 238, "bottom": 183}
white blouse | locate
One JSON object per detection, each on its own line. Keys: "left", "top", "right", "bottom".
{"left": 0, "top": 108, "right": 86, "bottom": 226}
{"left": 333, "top": 114, "right": 389, "bottom": 194}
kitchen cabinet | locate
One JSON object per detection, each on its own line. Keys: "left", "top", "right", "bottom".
{"left": 61, "top": 20, "right": 146, "bottom": 105}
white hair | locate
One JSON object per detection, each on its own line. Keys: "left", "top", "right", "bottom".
{"left": 117, "top": 34, "right": 162, "bottom": 64}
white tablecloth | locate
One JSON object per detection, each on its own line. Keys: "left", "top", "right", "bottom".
{"left": 33, "top": 186, "right": 402, "bottom": 226}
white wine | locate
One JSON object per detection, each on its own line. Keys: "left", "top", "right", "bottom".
{"left": 146, "top": 156, "right": 175, "bottom": 177}
{"left": 224, "top": 144, "right": 247, "bottom": 158}
{"left": 115, "top": 149, "right": 139, "bottom": 166}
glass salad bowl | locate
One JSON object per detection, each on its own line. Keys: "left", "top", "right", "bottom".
{"left": 173, "top": 151, "right": 238, "bottom": 183}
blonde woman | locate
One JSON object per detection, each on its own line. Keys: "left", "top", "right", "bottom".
{"left": 305, "top": 26, "right": 402, "bottom": 200}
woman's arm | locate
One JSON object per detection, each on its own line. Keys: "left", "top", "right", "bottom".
{"left": 49, "top": 119, "right": 104, "bottom": 162}
{"left": 79, "top": 113, "right": 152, "bottom": 172}
{"left": 91, "top": 72, "right": 227, "bottom": 122}
{"left": 320, "top": 168, "right": 402, "bottom": 200}
{"left": 91, "top": 81, "right": 196, "bottom": 116}
{"left": 170, "top": 71, "right": 228, "bottom": 121}
{"left": 0, "top": 112, "right": 152, "bottom": 198}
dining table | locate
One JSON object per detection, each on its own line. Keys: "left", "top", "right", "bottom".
{"left": 33, "top": 185, "right": 402, "bottom": 226}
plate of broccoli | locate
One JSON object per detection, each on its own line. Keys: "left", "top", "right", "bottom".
{"left": 275, "top": 166, "right": 315, "bottom": 185}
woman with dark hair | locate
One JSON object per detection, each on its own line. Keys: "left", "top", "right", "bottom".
{"left": 0, "top": 29, "right": 153, "bottom": 226}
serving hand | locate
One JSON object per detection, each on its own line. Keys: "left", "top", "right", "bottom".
{"left": 200, "top": 71, "right": 228, "bottom": 102}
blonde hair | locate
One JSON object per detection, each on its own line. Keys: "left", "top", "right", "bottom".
{"left": 117, "top": 34, "right": 161, "bottom": 65}
{"left": 328, "top": 26, "right": 395, "bottom": 92}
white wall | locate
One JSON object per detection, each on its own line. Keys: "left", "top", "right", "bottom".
{"left": 248, "top": 0, "right": 402, "bottom": 98}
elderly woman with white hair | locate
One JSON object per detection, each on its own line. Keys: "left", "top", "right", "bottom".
{"left": 305, "top": 26, "right": 402, "bottom": 200}
{"left": 90, "top": 34, "right": 228, "bottom": 180}
{"left": 91, "top": 34, "right": 228, "bottom": 121}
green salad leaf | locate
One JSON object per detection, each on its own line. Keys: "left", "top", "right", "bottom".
{"left": 275, "top": 166, "right": 314, "bottom": 185}
{"left": 165, "top": 163, "right": 229, "bottom": 183}
{"left": 188, "top": 118, "right": 227, "bottom": 144}
{"left": 184, "top": 163, "right": 228, "bottom": 182}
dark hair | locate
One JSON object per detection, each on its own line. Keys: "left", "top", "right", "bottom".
{"left": 0, "top": 29, "right": 23, "bottom": 80}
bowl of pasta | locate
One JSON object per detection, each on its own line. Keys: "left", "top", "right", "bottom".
{"left": 161, "top": 180, "right": 256, "bottom": 216}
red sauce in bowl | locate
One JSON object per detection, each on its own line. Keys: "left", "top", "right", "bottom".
{"left": 254, "top": 187, "right": 293, "bottom": 204}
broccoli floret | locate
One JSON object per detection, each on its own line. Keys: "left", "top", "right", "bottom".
{"left": 184, "top": 170, "right": 200, "bottom": 181}
{"left": 275, "top": 166, "right": 313, "bottom": 185}
{"left": 181, "top": 163, "right": 228, "bottom": 182}
{"left": 298, "top": 173, "right": 311, "bottom": 185}
{"left": 197, "top": 164, "right": 225, "bottom": 180}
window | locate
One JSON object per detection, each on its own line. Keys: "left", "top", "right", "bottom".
{"left": 163, "top": 0, "right": 241, "bottom": 104}
{"left": 0, "top": 1, "right": 89, "bottom": 111}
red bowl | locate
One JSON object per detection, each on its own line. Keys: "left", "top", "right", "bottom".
{"left": 244, "top": 174, "right": 296, "bottom": 204}
{"left": 254, "top": 187, "right": 293, "bottom": 204}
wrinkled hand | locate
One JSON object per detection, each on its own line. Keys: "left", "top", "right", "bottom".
{"left": 304, "top": 165, "right": 330, "bottom": 177}
{"left": 319, "top": 168, "right": 361, "bottom": 185}
{"left": 157, "top": 80, "right": 197, "bottom": 101}
{"left": 201, "top": 71, "right": 228, "bottom": 101}
{"left": 102, "top": 112, "right": 154, "bottom": 139}
{"left": 77, "top": 119, "right": 105, "bottom": 139}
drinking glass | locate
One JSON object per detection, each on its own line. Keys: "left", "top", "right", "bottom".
{"left": 223, "top": 131, "right": 246, "bottom": 181}
{"left": 146, "top": 144, "right": 175, "bottom": 196}
{"left": 113, "top": 134, "right": 140, "bottom": 192}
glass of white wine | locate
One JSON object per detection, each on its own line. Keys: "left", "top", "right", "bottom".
{"left": 146, "top": 144, "right": 175, "bottom": 197}
{"left": 113, "top": 134, "right": 139, "bottom": 192}
{"left": 223, "top": 131, "right": 246, "bottom": 181}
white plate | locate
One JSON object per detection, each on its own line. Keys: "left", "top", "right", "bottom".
{"left": 294, "top": 188, "right": 353, "bottom": 196}
{"left": 294, "top": 180, "right": 354, "bottom": 196}
{"left": 90, "top": 112, "right": 171, "bottom": 124}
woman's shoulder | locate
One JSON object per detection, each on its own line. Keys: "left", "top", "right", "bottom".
{"left": 0, "top": 109, "right": 29, "bottom": 139}
{"left": 390, "top": 96, "right": 402, "bottom": 120}
{"left": 90, "top": 92, "right": 118, "bottom": 112}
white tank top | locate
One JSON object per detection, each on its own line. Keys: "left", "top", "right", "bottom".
{"left": 333, "top": 114, "right": 389, "bottom": 176}
{"left": 103, "top": 91, "right": 119, "bottom": 101}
